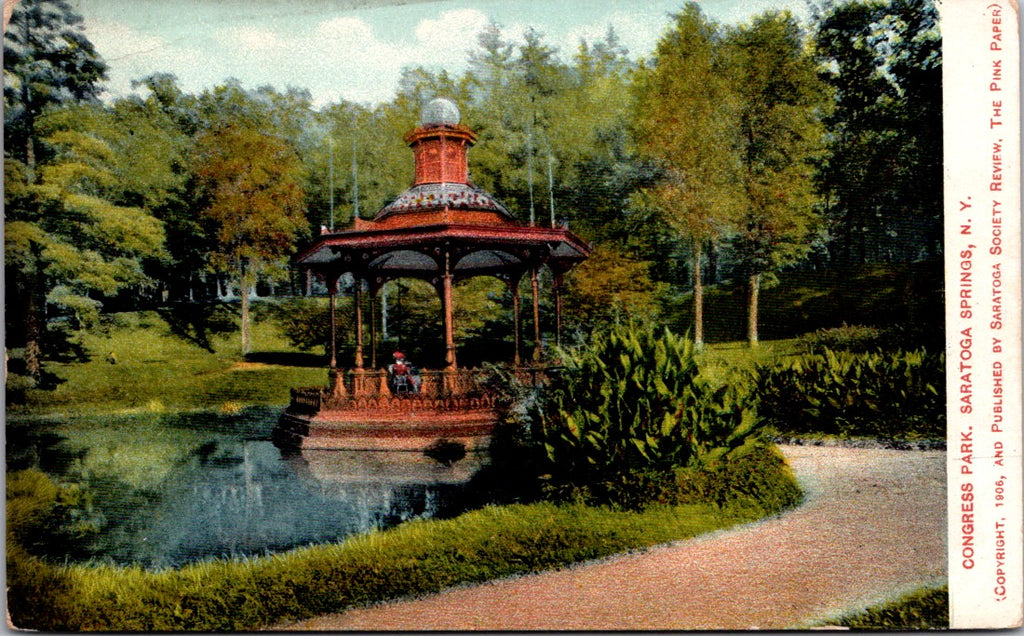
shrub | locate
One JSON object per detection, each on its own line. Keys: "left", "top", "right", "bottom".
{"left": 673, "top": 443, "right": 802, "bottom": 513}
{"left": 527, "top": 323, "right": 796, "bottom": 509}
{"left": 262, "top": 297, "right": 335, "bottom": 352}
{"left": 798, "top": 324, "right": 884, "bottom": 353}
{"left": 6, "top": 469, "right": 101, "bottom": 562}
{"left": 757, "top": 348, "right": 945, "bottom": 440}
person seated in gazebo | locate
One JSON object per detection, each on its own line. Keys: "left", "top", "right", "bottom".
{"left": 388, "top": 351, "right": 418, "bottom": 394}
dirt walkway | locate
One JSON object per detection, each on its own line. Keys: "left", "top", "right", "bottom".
{"left": 281, "top": 446, "right": 946, "bottom": 630}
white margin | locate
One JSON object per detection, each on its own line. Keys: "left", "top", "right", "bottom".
{"left": 942, "top": 0, "right": 1023, "bottom": 628}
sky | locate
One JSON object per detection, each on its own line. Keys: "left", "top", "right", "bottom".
{"left": 74, "top": 0, "right": 812, "bottom": 108}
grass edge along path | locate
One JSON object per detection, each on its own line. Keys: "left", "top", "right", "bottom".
{"left": 818, "top": 583, "right": 949, "bottom": 629}
{"left": 7, "top": 499, "right": 776, "bottom": 631}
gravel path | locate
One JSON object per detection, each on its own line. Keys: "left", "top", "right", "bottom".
{"left": 281, "top": 446, "right": 947, "bottom": 630}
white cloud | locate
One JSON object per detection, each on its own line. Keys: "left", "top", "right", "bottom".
{"left": 409, "top": 9, "right": 489, "bottom": 69}
{"left": 217, "top": 25, "right": 287, "bottom": 51}
{"left": 87, "top": 4, "right": 668, "bottom": 107}
{"left": 84, "top": 17, "right": 166, "bottom": 64}
{"left": 314, "top": 16, "right": 379, "bottom": 46}
{"left": 414, "top": 8, "right": 488, "bottom": 48}
{"left": 85, "top": 17, "right": 215, "bottom": 101}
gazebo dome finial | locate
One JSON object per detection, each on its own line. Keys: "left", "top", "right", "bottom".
{"left": 420, "top": 97, "right": 461, "bottom": 126}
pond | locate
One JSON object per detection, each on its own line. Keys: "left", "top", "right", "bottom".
{"left": 6, "top": 409, "right": 492, "bottom": 569}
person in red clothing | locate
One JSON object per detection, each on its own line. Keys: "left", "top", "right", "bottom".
{"left": 389, "top": 351, "right": 410, "bottom": 376}
{"left": 388, "top": 351, "right": 411, "bottom": 393}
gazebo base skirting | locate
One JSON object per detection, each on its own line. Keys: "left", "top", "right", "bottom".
{"left": 276, "top": 366, "right": 512, "bottom": 450}
{"left": 273, "top": 367, "right": 537, "bottom": 452}
{"left": 274, "top": 410, "right": 497, "bottom": 452}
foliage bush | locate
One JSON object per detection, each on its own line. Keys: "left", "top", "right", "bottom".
{"left": 526, "top": 323, "right": 797, "bottom": 510}
{"left": 756, "top": 348, "right": 945, "bottom": 440}
{"left": 260, "top": 297, "right": 340, "bottom": 353}
{"left": 6, "top": 469, "right": 101, "bottom": 562}
{"left": 798, "top": 324, "right": 884, "bottom": 353}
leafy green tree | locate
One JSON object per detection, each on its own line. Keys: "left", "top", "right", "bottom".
{"left": 724, "top": 11, "right": 828, "bottom": 347}
{"left": 550, "top": 27, "right": 652, "bottom": 243}
{"left": 3, "top": 0, "right": 107, "bottom": 180}
{"left": 563, "top": 243, "right": 664, "bottom": 330}
{"left": 307, "top": 99, "right": 412, "bottom": 232}
{"left": 5, "top": 106, "right": 167, "bottom": 376}
{"left": 117, "top": 74, "right": 212, "bottom": 301}
{"left": 812, "top": 0, "right": 941, "bottom": 264}
{"left": 192, "top": 125, "right": 308, "bottom": 354}
{"left": 631, "top": 3, "right": 742, "bottom": 349}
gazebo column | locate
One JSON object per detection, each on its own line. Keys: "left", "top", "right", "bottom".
{"left": 353, "top": 276, "right": 365, "bottom": 369}
{"left": 441, "top": 252, "right": 457, "bottom": 369}
{"left": 326, "top": 271, "right": 346, "bottom": 399}
{"left": 369, "top": 290, "right": 378, "bottom": 369}
{"left": 511, "top": 280, "right": 521, "bottom": 367}
{"left": 531, "top": 267, "right": 542, "bottom": 363}
{"left": 352, "top": 275, "right": 376, "bottom": 396}
{"left": 553, "top": 271, "right": 564, "bottom": 350}
{"left": 328, "top": 274, "right": 339, "bottom": 370}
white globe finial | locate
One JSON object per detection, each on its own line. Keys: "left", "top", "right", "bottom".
{"left": 421, "top": 97, "right": 461, "bottom": 126}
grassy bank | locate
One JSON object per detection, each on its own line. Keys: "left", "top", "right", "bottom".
{"left": 821, "top": 584, "right": 949, "bottom": 629}
{"left": 662, "top": 261, "right": 944, "bottom": 346}
{"left": 8, "top": 499, "right": 771, "bottom": 631}
{"left": 9, "top": 308, "right": 326, "bottom": 415}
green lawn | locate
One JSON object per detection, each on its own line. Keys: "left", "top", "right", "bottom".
{"left": 11, "top": 308, "right": 327, "bottom": 416}
{"left": 6, "top": 296, "right": 933, "bottom": 631}
{"left": 662, "top": 261, "right": 943, "bottom": 347}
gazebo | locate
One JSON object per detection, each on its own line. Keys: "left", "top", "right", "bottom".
{"left": 276, "top": 98, "right": 591, "bottom": 451}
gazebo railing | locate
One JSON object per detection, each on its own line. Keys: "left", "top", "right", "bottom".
{"left": 288, "top": 366, "right": 551, "bottom": 414}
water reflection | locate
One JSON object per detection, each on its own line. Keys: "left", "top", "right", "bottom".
{"left": 133, "top": 440, "right": 486, "bottom": 568}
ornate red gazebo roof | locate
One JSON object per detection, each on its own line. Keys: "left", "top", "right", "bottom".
{"left": 296, "top": 97, "right": 591, "bottom": 371}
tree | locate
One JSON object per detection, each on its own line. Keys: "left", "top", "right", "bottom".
{"left": 725, "top": 11, "right": 829, "bottom": 346}
{"left": 4, "top": 106, "right": 167, "bottom": 377}
{"left": 564, "top": 243, "right": 665, "bottom": 330}
{"left": 631, "top": 3, "right": 742, "bottom": 349}
{"left": 192, "top": 125, "right": 308, "bottom": 354}
{"left": 812, "top": 0, "right": 941, "bottom": 264}
{"left": 118, "top": 74, "right": 212, "bottom": 302}
{"left": 3, "top": 0, "right": 107, "bottom": 180}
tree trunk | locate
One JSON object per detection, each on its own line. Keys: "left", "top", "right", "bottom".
{"left": 239, "top": 270, "right": 252, "bottom": 356}
{"left": 23, "top": 270, "right": 44, "bottom": 378}
{"left": 707, "top": 241, "right": 719, "bottom": 284}
{"left": 692, "top": 241, "right": 704, "bottom": 350}
{"left": 22, "top": 76, "right": 37, "bottom": 183}
{"left": 23, "top": 244, "right": 46, "bottom": 378}
{"left": 747, "top": 273, "right": 760, "bottom": 348}
{"left": 25, "top": 134, "right": 36, "bottom": 184}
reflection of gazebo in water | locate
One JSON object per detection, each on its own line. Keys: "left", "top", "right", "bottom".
{"left": 275, "top": 98, "right": 591, "bottom": 452}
